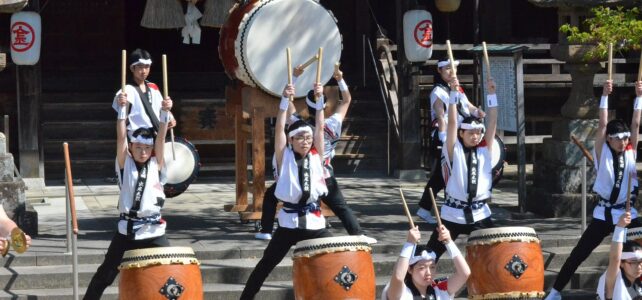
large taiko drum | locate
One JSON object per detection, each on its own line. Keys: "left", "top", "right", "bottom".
{"left": 292, "top": 236, "right": 375, "bottom": 300}
{"left": 466, "top": 227, "right": 544, "bottom": 300}
{"left": 118, "top": 247, "right": 203, "bottom": 300}
{"left": 219, "top": 0, "right": 342, "bottom": 98}
{"left": 163, "top": 137, "right": 200, "bottom": 198}
{"left": 627, "top": 227, "right": 642, "bottom": 246}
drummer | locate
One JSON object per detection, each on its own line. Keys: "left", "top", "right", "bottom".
{"left": 0, "top": 205, "right": 32, "bottom": 254}
{"left": 382, "top": 226, "right": 470, "bottom": 299}
{"left": 83, "top": 93, "right": 173, "bottom": 300}
{"left": 241, "top": 82, "right": 331, "bottom": 299}
{"left": 111, "top": 48, "right": 176, "bottom": 135}
{"left": 597, "top": 211, "right": 642, "bottom": 299}
{"left": 424, "top": 76, "right": 498, "bottom": 260}
{"left": 255, "top": 66, "right": 376, "bottom": 244}
{"left": 546, "top": 80, "right": 642, "bottom": 300}
{"left": 418, "top": 57, "right": 486, "bottom": 224}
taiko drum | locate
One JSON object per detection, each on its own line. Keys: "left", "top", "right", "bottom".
{"left": 466, "top": 227, "right": 544, "bottom": 300}
{"left": 627, "top": 227, "right": 642, "bottom": 246}
{"left": 292, "top": 236, "right": 375, "bottom": 300}
{"left": 118, "top": 246, "right": 203, "bottom": 300}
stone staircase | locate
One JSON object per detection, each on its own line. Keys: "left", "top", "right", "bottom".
{"left": 0, "top": 236, "right": 607, "bottom": 299}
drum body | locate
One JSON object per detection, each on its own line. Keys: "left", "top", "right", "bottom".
{"left": 292, "top": 236, "right": 375, "bottom": 300}
{"left": 219, "top": 0, "right": 342, "bottom": 98}
{"left": 163, "top": 137, "right": 200, "bottom": 198}
{"left": 466, "top": 227, "right": 544, "bottom": 300}
{"left": 119, "top": 247, "right": 203, "bottom": 300}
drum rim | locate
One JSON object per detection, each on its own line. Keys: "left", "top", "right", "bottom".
{"left": 122, "top": 246, "right": 196, "bottom": 258}
{"left": 467, "top": 226, "right": 540, "bottom": 245}
{"left": 293, "top": 236, "right": 372, "bottom": 257}
{"left": 468, "top": 291, "right": 545, "bottom": 300}
{"left": 163, "top": 136, "right": 200, "bottom": 198}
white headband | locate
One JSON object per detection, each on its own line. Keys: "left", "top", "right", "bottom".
{"left": 287, "top": 126, "right": 313, "bottom": 138}
{"left": 128, "top": 132, "right": 154, "bottom": 145}
{"left": 459, "top": 122, "right": 486, "bottom": 132}
{"left": 609, "top": 132, "right": 631, "bottom": 139}
{"left": 409, "top": 250, "right": 437, "bottom": 265}
{"left": 306, "top": 97, "right": 326, "bottom": 110}
{"left": 130, "top": 58, "right": 152, "bottom": 67}
{"left": 437, "top": 59, "right": 460, "bottom": 68}
{"left": 621, "top": 250, "right": 642, "bottom": 260}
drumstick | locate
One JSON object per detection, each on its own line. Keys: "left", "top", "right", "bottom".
{"left": 119, "top": 50, "right": 127, "bottom": 120}
{"left": 570, "top": 134, "right": 594, "bottom": 164}
{"left": 446, "top": 40, "right": 457, "bottom": 78}
{"left": 626, "top": 173, "right": 632, "bottom": 212}
{"left": 482, "top": 41, "right": 491, "bottom": 81}
{"left": 637, "top": 45, "right": 642, "bottom": 82}
{"left": 162, "top": 54, "right": 176, "bottom": 160}
{"left": 398, "top": 188, "right": 415, "bottom": 229}
{"left": 315, "top": 47, "right": 323, "bottom": 100}
{"left": 286, "top": 48, "right": 293, "bottom": 102}
{"left": 608, "top": 42, "right": 613, "bottom": 82}
{"left": 299, "top": 54, "right": 318, "bottom": 70}
{"left": 428, "top": 187, "right": 443, "bottom": 228}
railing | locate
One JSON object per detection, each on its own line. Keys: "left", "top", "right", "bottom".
{"left": 63, "top": 142, "right": 79, "bottom": 300}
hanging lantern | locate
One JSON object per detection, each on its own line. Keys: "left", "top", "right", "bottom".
{"left": 140, "top": 0, "right": 186, "bottom": 29}
{"left": 435, "top": 0, "right": 461, "bottom": 13}
{"left": 200, "top": 0, "right": 236, "bottom": 28}
{"left": 10, "top": 11, "right": 41, "bottom": 65}
{"left": 403, "top": 9, "right": 433, "bottom": 62}
{"left": 0, "top": 0, "right": 27, "bottom": 14}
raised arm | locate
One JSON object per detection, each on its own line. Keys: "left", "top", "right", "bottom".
{"left": 116, "top": 93, "right": 129, "bottom": 169}
{"left": 154, "top": 97, "right": 171, "bottom": 170}
{"left": 434, "top": 225, "right": 470, "bottom": 294}
{"left": 387, "top": 227, "right": 420, "bottom": 300}
{"left": 595, "top": 80, "right": 613, "bottom": 162}
{"left": 484, "top": 79, "right": 498, "bottom": 154}
{"left": 604, "top": 212, "right": 630, "bottom": 298}
{"left": 630, "top": 81, "right": 642, "bottom": 150}
{"left": 445, "top": 79, "right": 460, "bottom": 162}
{"left": 275, "top": 84, "right": 295, "bottom": 171}
{"left": 333, "top": 68, "right": 352, "bottom": 122}
{"left": 313, "top": 83, "right": 325, "bottom": 156}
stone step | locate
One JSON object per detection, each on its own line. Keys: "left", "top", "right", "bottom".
{"left": 42, "top": 102, "right": 114, "bottom": 122}
{"left": 42, "top": 121, "right": 115, "bottom": 140}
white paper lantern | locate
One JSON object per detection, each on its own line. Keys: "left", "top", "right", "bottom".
{"left": 10, "top": 11, "right": 41, "bottom": 65}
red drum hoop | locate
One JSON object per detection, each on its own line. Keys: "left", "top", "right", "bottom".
{"left": 219, "top": 0, "right": 342, "bottom": 97}
{"left": 163, "top": 137, "right": 200, "bottom": 198}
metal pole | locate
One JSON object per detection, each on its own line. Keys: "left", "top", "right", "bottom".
{"left": 65, "top": 170, "right": 71, "bottom": 253}
{"left": 581, "top": 156, "right": 587, "bottom": 233}
{"left": 362, "top": 35, "right": 366, "bottom": 87}
{"left": 72, "top": 232, "right": 79, "bottom": 300}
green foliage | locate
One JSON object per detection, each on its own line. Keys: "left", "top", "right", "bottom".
{"left": 559, "top": 6, "right": 642, "bottom": 60}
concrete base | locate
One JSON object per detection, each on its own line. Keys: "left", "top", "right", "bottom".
{"left": 0, "top": 179, "right": 26, "bottom": 220}
{"left": 528, "top": 187, "right": 599, "bottom": 218}
{"left": 394, "top": 169, "right": 426, "bottom": 180}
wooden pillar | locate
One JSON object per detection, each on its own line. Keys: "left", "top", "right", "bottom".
{"left": 251, "top": 106, "right": 265, "bottom": 211}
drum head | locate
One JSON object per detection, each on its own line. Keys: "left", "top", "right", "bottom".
{"left": 163, "top": 137, "right": 200, "bottom": 198}
{"left": 293, "top": 236, "right": 371, "bottom": 258}
{"left": 119, "top": 246, "right": 199, "bottom": 270}
{"left": 236, "top": 0, "right": 342, "bottom": 97}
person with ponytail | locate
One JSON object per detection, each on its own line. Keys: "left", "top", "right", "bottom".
{"left": 546, "top": 80, "right": 642, "bottom": 300}
{"left": 382, "top": 226, "right": 470, "bottom": 299}
{"left": 241, "top": 81, "right": 331, "bottom": 299}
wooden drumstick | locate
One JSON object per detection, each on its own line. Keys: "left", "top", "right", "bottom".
{"left": 608, "top": 42, "right": 613, "bottom": 81}
{"left": 637, "top": 45, "right": 642, "bottom": 82}
{"left": 428, "top": 187, "right": 443, "bottom": 228}
{"left": 446, "top": 40, "right": 457, "bottom": 78}
{"left": 315, "top": 47, "right": 323, "bottom": 100}
{"left": 626, "top": 174, "right": 632, "bottom": 212}
{"left": 482, "top": 41, "right": 491, "bottom": 81}
{"left": 162, "top": 54, "right": 176, "bottom": 160}
{"left": 570, "top": 134, "right": 594, "bottom": 164}
{"left": 121, "top": 50, "right": 127, "bottom": 94}
{"left": 299, "top": 54, "right": 318, "bottom": 70}
{"left": 398, "top": 188, "right": 415, "bottom": 229}
{"left": 286, "top": 48, "right": 293, "bottom": 102}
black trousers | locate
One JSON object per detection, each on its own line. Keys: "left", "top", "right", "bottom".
{"left": 425, "top": 217, "right": 494, "bottom": 260}
{"left": 552, "top": 217, "right": 641, "bottom": 291}
{"left": 259, "top": 176, "right": 363, "bottom": 235}
{"left": 83, "top": 232, "right": 170, "bottom": 300}
{"left": 240, "top": 227, "right": 331, "bottom": 299}
{"left": 419, "top": 134, "right": 445, "bottom": 211}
